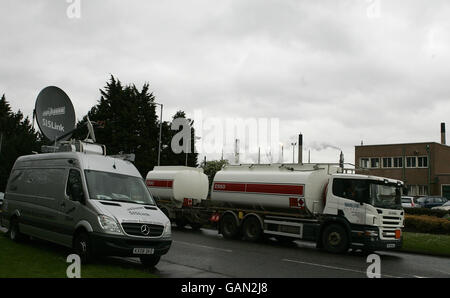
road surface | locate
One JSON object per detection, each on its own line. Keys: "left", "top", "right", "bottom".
{"left": 140, "top": 227, "right": 450, "bottom": 278}
{"left": 2, "top": 225, "right": 449, "bottom": 278}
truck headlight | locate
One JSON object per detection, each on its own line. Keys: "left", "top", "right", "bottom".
{"left": 163, "top": 221, "right": 171, "bottom": 237}
{"left": 364, "top": 230, "right": 379, "bottom": 237}
{"left": 98, "top": 215, "right": 122, "bottom": 234}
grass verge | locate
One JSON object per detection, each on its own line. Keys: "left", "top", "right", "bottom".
{"left": 401, "top": 232, "right": 450, "bottom": 257}
{"left": 0, "top": 233, "right": 157, "bottom": 278}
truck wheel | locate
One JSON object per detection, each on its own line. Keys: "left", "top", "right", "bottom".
{"left": 242, "top": 217, "right": 262, "bottom": 242}
{"left": 322, "top": 224, "right": 349, "bottom": 254}
{"left": 190, "top": 223, "right": 202, "bottom": 231}
{"left": 175, "top": 218, "right": 187, "bottom": 229}
{"left": 140, "top": 255, "right": 161, "bottom": 268}
{"left": 73, "top": 232, "right": 94, "bottom": 264}
{"left": 9, "top": 218, "right": 24, "bottom": 242}
{"left": 221, "top": 214, "right": 239, "bottom": 239}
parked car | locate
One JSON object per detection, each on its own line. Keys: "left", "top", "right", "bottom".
{"left": 401, "top": 196, "right": 418, "bottom": 208}
{"left": 416, "top": 196, "right": 448, "bottom": 209}
{"left": 432, "top": 201, "right": 450, "bottom": 211}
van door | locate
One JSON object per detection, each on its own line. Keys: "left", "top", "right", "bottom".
{"left": 57, "top": 168, "right": 86, "bottom": 246}
{"left": 7, "top": 168, "right": 66, "bottom": 242}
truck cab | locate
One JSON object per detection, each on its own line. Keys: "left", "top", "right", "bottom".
{"left": 322, "top": 174, "right": 404, "bottom": 252}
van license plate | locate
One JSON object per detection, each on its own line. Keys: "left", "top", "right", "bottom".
{"left": 386, "top": 244, "right": 395, "bottom": 248}
{"left": 133, "top": 248, "right": 154, "bottom": 255}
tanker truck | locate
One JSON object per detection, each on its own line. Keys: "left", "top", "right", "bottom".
{"left": 147, "top": 163, "right": 405, "bottom": 254}
{"left": 146, "top": 166, "right": 210, "bottom": 230}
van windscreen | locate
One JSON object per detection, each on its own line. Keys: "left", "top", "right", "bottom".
{"left": 85, "top": 170, "right": 155, "bottom": 205}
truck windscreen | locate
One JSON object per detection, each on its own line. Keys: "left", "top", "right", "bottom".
{"left": 369, "top": 182, "right": 402, "bottom": 210}
{"left": 85, "top": 170, "right": 156, "bottom": 206}
{"left": 333, "top": 178, "right": 402, "bottom": 209}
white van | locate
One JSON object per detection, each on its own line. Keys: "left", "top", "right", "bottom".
{"left": 1, "top": 151, "right": 171, "bottom": 267}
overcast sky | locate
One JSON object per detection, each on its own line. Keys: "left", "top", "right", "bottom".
{"left": 1, "top": 0, "right": 450, "bottom": 164}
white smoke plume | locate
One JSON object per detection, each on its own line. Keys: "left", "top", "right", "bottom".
{"left": 307, "top": 142, "right": 342, "bottom": 152}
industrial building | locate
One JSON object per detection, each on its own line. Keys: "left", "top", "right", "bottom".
{"left": 355, "top": 123, "right": 450, "bottom": 198}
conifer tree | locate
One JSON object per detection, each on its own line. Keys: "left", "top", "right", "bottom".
{"left": 0, "top": 94, "right": 42, "bottom": 190}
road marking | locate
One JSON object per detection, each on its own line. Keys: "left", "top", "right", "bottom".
{"left": 173, "top": 240, "right": 233, "bottom": 253}
{"left": 433, "top": 269, "right": 450, "bottom": 276}
{"left": 282, "top": 258, "right": 403, "bottom": 278}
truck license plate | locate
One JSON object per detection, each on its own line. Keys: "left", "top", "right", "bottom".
{"left": 133, "top": 248, "right": 154, "bottom": 255}
{"left": 386, "top": 244, "right": 395, "bottom": 248}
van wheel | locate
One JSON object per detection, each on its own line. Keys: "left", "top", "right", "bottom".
{"left": 242, "top": 217, "right": 262, "bottom": 242}
{"left": 140, "top": 255, "right": 161, "bottom": 268}
{"left": 9, "top": 218, "right": 24, "bottom": 242}
{"left": 73, "top": 232, "right": 93, "bottom": 264}
{"left": 322, "top": 224, "right": 349, "bottom": 254}
{"left": 221, "top": 214, "right": 239, "bottom": 239}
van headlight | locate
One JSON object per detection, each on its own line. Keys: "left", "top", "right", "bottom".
{"left": 163, "top": 221, "right": 171, "bottom": 238}
{"left": 98, "top": 215, "right": 122, "bottom": 234}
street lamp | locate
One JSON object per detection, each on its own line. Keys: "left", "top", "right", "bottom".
{"left": 291, "top": 142, "right": 296, "bottom": 163}
{"left": 189, "top": 135, "right": 201, "bottom": 166}
{"left": 151, "top": 102, "right": 163, "bottom": 166}
{"left": 279, "top": 142, "right": 284, "bottom": 163}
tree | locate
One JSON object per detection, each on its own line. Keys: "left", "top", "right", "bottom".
{"left": 0, "top": 94, "right": 42, "bottom": 191}
{"left": 73, "top": 76, "right": 199, "bottom": 177}
{"left": 160, "top": 110, "right": 198, "bottom": 167}
{"left": 201, "top": 159, "right": 229, "bottom": 187}
{"left": 73, "top": 76, "right": 159, "bottom": 177}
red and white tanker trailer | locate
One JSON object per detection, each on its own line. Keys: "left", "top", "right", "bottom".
{"left": 147, "top": 163, "right": 405, "bottom": 254}
{"left": 146, "top": 166, "right": 209, "bottom": 229}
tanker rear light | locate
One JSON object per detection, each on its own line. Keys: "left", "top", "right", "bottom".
{"left": 183, "top": 198, "right": 193, "bottom": 208}
{"left": 210, "top": 213, "right": 220, "bottom": 222}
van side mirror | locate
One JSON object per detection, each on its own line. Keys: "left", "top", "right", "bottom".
{"left": 75, "top": 191, "right": 86, "bottom": 204}
{"left": 69, "top": 183, "right": 85, "bottom": 204}
{"left": 67, "top": 170, "right": 85, "bottom": 204}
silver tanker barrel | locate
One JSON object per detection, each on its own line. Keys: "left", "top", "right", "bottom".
{"left": 211, "top": 163, "right": 340, "bottom": 216}
{"left": 146, "top": 166, "right": 209, "bottom": 208}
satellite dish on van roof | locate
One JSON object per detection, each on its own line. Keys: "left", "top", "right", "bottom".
{"left": 35, "top": 86, "right": 76, "bottom": 142}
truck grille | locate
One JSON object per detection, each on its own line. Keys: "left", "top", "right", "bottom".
{"left": 121, "top": 222, "right": 164, "bottom": 237}
{"left": 380, "top": 215, "right": 402, "bottom": 240}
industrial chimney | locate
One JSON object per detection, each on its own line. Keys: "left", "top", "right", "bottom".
{"left": 298, "top": 134, "right": 303, "bottom": 164}
{"left": 441, "top": 123, "right": 446, "bottom": 145}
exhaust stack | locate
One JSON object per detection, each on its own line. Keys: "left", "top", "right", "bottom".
{"left": 441, "top": 123, "right": 446, "bottom": 145}
{"left": 298, "top": 134, "right": 303, "bottom": 164}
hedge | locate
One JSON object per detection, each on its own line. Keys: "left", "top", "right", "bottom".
{"left": 404, "top": 207, "right": 450, "bottom": 218}
{"left": 404, "top": 214, "right": 450, "bottom": 234}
